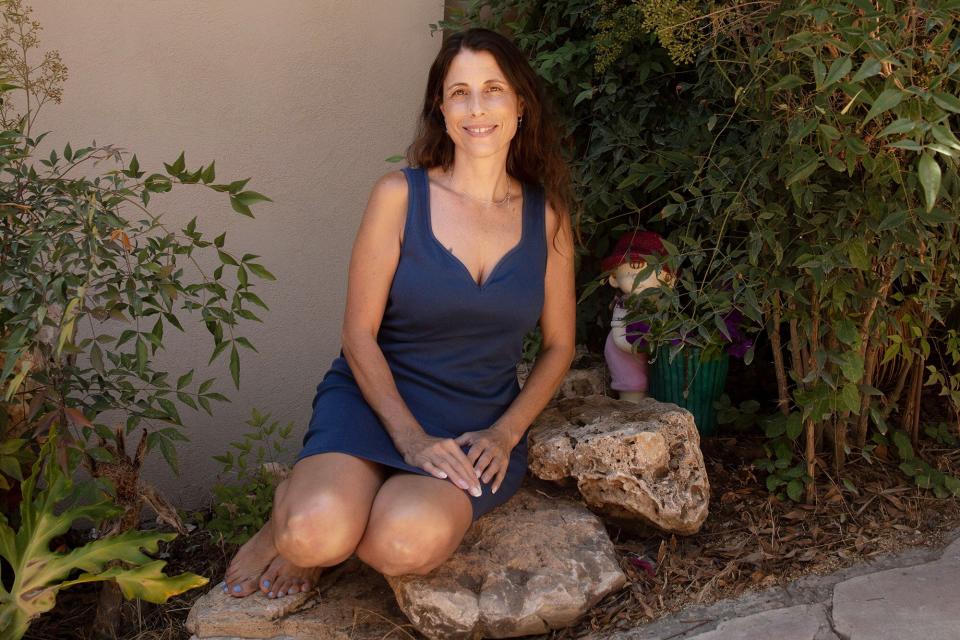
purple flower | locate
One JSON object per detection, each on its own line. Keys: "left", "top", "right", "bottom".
{"left": 722, "top": 310, "right": 753, "bottom": 359}
{"left": 624, "top": 321, "right": 650, "bottom": 347}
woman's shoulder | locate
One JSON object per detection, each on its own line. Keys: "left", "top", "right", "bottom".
{"left": 371, "top": 168, "right": 410, "bottom": 202}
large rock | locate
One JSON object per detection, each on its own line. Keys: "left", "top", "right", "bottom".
{"left": 385, "top": 487, "right": 626, "bottom": 640}
{"left": 185, "top": 559, "right": 411, "bottom": 640}
{"left": 527, "top": 394, "right": 710, "bottom": 535}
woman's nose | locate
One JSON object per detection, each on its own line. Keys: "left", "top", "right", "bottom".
{"left": 469, "top": 92, "right": 484, "bottom": 116}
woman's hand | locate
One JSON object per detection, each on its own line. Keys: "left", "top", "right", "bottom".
{"left": 454, "top": 427, "right": 514, "bottom": 494}
{"left": 394, "top": 430, "right": 483, "bottom": 497}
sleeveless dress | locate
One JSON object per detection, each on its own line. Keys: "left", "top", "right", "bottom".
{"left": 296, "top": 165, "right": 547, "bottom": 521}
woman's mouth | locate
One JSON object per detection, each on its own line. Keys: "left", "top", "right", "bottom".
{"left": 463, "top": 124, "right": 498, "bottom": 137}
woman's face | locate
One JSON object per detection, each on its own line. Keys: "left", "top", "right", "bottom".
{"left": 439, "top": 48, "right": 523, "bottom": 159}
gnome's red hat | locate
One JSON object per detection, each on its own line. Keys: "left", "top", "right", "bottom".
{"left": 601, "top": 230, "right": 667, "bottom": 273}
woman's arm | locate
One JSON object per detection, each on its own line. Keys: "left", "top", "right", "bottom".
{"left": 340, "top": 171, "right": 480, "bottom": 494}
{"left": 491, "top": 200, "right": 577, "bottom": 447}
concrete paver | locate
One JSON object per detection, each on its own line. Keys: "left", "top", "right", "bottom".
{"left": 603, "top": 530, "right": 960, "bottom": 640}
{"left": 832, "top": 553, "right": 960, "bottom": 640}
{"left": 684, "top": 604, "right": 836, "bottom": 640}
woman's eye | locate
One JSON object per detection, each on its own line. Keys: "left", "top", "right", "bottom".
{"left": 452, "top": 89, "right": 466, "bottom": 97}
{"left": 488, "top": 86, "right": 502, "bottom": 92}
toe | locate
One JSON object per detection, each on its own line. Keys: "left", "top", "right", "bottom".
{"left": 228, "top": 577, "right": 258, "bottom": 598}
{"left": 259, "top": 557, "right": 283, "bottom": 595}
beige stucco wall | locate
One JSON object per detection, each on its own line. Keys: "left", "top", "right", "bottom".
{"left": 30, "top": 1, "right": 445, "bottom": 509}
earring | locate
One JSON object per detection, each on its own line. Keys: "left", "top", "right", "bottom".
{"left": 517, "top": 115, "right": 523, "bottom": 130}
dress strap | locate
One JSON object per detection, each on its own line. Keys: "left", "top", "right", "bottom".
{"left": 399, "top": 166, "right": 427, "bottom": 251}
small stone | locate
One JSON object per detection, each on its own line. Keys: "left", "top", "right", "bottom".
{"left": 527, "top": 394, "right": 710, "bottom": 535}
{"left": 385, "top": 487, "right": 626, "bottom": 640}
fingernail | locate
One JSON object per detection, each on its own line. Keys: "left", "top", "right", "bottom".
{"left": 471, "top": 486, "right": 482, "bottom": 497}
{"left": 438, "top": 471, "right": 447, "bottom": 478}
{"left": 262, "top": 579, "right": 270, "bottom": 588}
{"left": 457, "top": 479, "right": 468, "bottom": 490}
{"left": 492, "top": 487, "right": 498, "bottom": 494}
{"left": 475, "top": 468, "right": 481, "bottom": 477}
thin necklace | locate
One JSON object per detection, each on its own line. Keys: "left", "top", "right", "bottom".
{"left": 431, "top": 175, "right": 515, "bottom": 207}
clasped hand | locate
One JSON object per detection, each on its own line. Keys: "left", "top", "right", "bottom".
{"left": 396, "top": 427, "right": 513, "bottom": 496}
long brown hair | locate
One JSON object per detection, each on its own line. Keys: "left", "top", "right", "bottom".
{"left": 406, "top": 27, "right": 573, "bottom": 247}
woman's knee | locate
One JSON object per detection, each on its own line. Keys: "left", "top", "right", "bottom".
{"left": 357, "top": 512, "right": 464, "bottom": 576}
{"left": 273, "top": 490, "right": 366, "bottom": 567}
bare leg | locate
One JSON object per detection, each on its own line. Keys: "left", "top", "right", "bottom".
{"left": 222, "top": 452, "right": 389, "bottom": 597}
{"left": 355, "top": 472, "right": 473, "bottom": 577}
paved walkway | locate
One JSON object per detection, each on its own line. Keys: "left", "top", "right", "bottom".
{"left": 603, "top": 530, "right": 960, "bottom": 640}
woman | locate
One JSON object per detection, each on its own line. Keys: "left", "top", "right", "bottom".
{"left": 221, "top": 27, "right": 576, "bottom": 599}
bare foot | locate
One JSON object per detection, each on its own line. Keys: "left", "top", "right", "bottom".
{"left": 221, "top": 520, "right": 278, "bottom": 597}
{"left": 258, "top": 554, "right": 325, "bottom": 599}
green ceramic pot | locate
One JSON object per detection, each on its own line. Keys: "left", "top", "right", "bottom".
{"left": 649, "top": 346, "right": 729, "bottom": 437}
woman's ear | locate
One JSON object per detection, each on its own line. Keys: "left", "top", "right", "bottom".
{"left": 608, "top": 273, "right": 617, "bottom": 288}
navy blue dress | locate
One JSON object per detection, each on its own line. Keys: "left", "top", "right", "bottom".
{"left": 296, "top": 166, "right": 546, "bottom": 521}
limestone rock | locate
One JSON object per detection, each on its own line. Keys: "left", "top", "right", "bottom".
{"left": 385, "top": 487, "right": 626, "bottom": 640}
{"left": 527, "top": 394, "right": 709, "bottom": 535}
{"left": 518, "top": 362, "right": 607, "bottom": 400}
{"left": 185, "top": 559, "right": 411, "bottom": 640}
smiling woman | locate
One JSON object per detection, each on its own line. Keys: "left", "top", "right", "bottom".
{"left": 220, "top": 27, "right": 577, "bottom": 601}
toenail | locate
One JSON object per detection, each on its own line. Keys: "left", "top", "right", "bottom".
{"left": 262, "top": 579, "right": 270, "bottom": 587}
{"left": 268, "top": 591, "right": 274, "bottom": 597}
{"left": 232, "top": 585, "right": 241, "bottom": 593}
{"left": 278, "top": 590, "right": 285, "bottom": 597}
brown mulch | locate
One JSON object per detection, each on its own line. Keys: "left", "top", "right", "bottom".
{"left": 23, "top": 429, "right": 960, "bottom": 640}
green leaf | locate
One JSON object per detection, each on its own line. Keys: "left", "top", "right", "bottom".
{"left": 876, "top": 118, "right": 915, "bottom": 138}
{"left": 176, "top": 369, "right": 194, "bottom": 390}
{"left": 136, "top": 337, "right": 147, "bottom": 376}
{"left": 90, "top": 343, "right": 105, "bottom": 376}
{"left": 234, "top": 190, "right": 272, "bottom": 207}
{"left": 823, "top": 56, "right": 852, "bottom": 89}
{"left": 877, "top": 210, "right": 908, "bottom": 231}
{"left": 840, "top": 383, "right": 861, "bottom": 413}
{"left": 785, "top": 159, "right": 820, "bottom": 186}
{"left": 933, "top": 92, "right": 960, "bottom": 114}
{"left": 918, "top": 152, "right": 941, "bottom": 213}
{"left": 767, "top": 74, "right": 804, "bottom": 92}
{"left": 200, "top": 161, "right": 216, "bottom": 184}
{"left": 246, "top": 263, "right": 276, "bottom": 281}
{"left": 384, "top": 155, "right": 405, "bottom": 163}
{"left": 229, "top": 343, "right": 240, "bottom": 389}
{"left": 786, "top": 479, "right": 804, "bottom": 502}
{"left": 852, "top": 57, "right": 882, "bottom": 82}
{"left": 836, "top": 318, "right": 859, "bottom": 345}
{"left": 847, "top": 242, "right": 871, "bottom": 270}
{"left": 892, "top": 430, "right": 914, "bottom": 460}
{"left": 861, "top": 89, "right": 905, "bottom": 127}
{"left": 217, "top": 250, "right": 239, "bottom": 266}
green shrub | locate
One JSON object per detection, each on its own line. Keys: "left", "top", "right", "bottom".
{"left": 206, "top": 408, "right": 294, "bottom": 545}
{"left": 446, "top": 0, "right": 960, "bottom": 501}
{"left": 0, "top": 428, "right": 206, "bottom": 640}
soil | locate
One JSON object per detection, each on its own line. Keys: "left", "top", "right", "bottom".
{"left": 23, "top": 426, "right": 960, "bottom": 640}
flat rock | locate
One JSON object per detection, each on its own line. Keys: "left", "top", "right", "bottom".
{"left": 527, "top": 395, "right": 710, "bottom": 535}
{"left": 518, "top": 362, "right": 607, "bottom": 401}
{"left": 685, "top": 604, "right": 837, "bottom": 640}
{"left": 185, "top": 559, "right": 412, "bottom": 639}
{"left": 385, "top": 487, "right": 626, "bottom": 640}
{"left": 831, "top": 552, "right": 960, "bottom": 640}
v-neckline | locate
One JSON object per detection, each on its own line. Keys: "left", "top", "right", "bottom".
{"left": 423, "top": 168, "right": 527, "bottom": 291}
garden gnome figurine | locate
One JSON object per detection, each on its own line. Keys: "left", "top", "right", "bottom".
{"left": 602, "top": 230, "right": 670, "bottom": 402}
